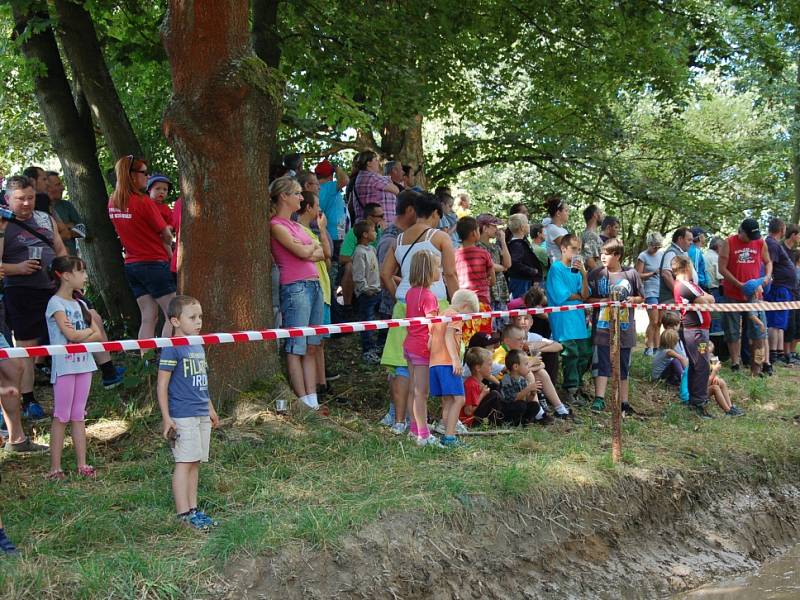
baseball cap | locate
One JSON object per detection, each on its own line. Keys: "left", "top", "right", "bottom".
{"left": 146, "top": 173, "right": 171, "bottom": 192}
{"left": 740, "top": 218, "right": 761, "bottom": 240}
{"left": 314, "top": 160, "right": 335, "bottom": 179}
{"left": 690, "top": 226, "right": 706, "bottom": 240}
{"left": 742, "top": 277, "right": 769, "bottom": 300}
{"left": 476, "top": 213, "right": 503, "bottom": 227}
{"left": 468, "top": 332, "right": 502, "bottom": 348}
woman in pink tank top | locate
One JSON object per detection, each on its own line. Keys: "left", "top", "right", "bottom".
{"left": 269, "top": 177, "right": 326, "bottom": 411}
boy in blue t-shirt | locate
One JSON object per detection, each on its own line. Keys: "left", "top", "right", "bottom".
{"left": 158, "top": 295, "right": 219, "bottom": 530}
{"left": 545, "top": 234, "right": 592, "bottom": 406}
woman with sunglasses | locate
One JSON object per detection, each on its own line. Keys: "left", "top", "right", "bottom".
{"left": 108, "top": 156, "right": 176, "bottom": 340}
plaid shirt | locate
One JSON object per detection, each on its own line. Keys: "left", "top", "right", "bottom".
{"left": 478, "top": 241, "right": 509, "bottom": 303}
{"left": 500, "top": 374, "right": 528, "bottom": 402}
{"left": 354, "top": 170, "right": 396, "bottom": 223}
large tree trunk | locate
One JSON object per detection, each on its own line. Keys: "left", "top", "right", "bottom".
{"left": 53, "top": 0, "right": 144, "bottom": 160}
{"left": 792, "top": 50, "right": 800, "bottom": 225}
{"left": 382, "top": 114, "right": 427, "bottom": 189}
{"left": 252, "top": 0, "right": 283, "bottom": 178}
{"left": 12, "top": 2, "right": 139, "bottom": 329}
{"left": 162, "top": 0, "right": 285, "bottom": 404}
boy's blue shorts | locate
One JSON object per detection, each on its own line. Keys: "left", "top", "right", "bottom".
{"left": 429, "top": 365, "right": 465, "bottom": 397}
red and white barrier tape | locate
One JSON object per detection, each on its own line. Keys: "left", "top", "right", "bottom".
{"left": 2, "top": 298, "right": 800, "bottom": 359}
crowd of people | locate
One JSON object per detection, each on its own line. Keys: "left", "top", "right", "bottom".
{"left": 0, "top": 150, "right": 797, "bottom": 546}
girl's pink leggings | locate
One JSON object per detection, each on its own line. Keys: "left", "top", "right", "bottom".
{"left": 53, "top": 372, "right": 92, "bottom": 423}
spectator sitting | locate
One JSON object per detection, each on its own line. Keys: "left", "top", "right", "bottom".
{"left": 652, "top": 328, "right": 687, "bottom": 386}
{"left": 46, "top": 171, "right": 84, "bottom": 256}
{"left": 463, "top": 331, "right": 503, "bottom": 378}
{"left": 460, "top": 347, "right": 503, "bottom": 427}
{"left": 499, "top": 349, "right": 551, "bottom": 426}
{"left": 707, "top": 341, "right": 744, "bottom": 416}
{"left": 510, "top": 313, "right": 562, "bottom": 355}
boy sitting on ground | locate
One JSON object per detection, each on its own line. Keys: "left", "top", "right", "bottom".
{"left": 460, "top": 347, "right": 503, "bottom": 427}
{"left": 499, "top": 349, "right": 552, "bottom": 426}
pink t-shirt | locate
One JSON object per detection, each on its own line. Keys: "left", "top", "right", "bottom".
{"left": 403, "top": 286, "right": 439, "bottom": 359}
{"left": 507, "top": 297, "right": 525, "bottom": 310}
{"left": 270, "top": 216, "right": 319, "bottom": 285}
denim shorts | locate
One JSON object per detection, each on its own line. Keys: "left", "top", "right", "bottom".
{"left": 280, "top": 279, "right": 323, "bottom": 355}
{"left": 124, "top": 261, "right": 177, "bottom": 299}
{"left": 595, "top": 345, "right": 632, "bottom": 380}
{"left": 720, "top": 296, "right": 768, "bottom": 342}
{"left": 645, "top": 296, "right": 659, "bottom": 306}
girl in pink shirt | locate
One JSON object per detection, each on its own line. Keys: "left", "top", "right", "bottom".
{"left": 403, "top": 250, "right": 441, "bottom": 446}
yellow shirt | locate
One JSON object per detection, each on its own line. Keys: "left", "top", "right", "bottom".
{"left": 299, "top": 224, "right": 331, "bottom": 305}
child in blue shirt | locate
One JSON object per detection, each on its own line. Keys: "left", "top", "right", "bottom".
{"left": 158, "top": 295, "right": 219, "bottom": 530}
{"left": 544, "top": 234, "right": 591, "bottom": 405}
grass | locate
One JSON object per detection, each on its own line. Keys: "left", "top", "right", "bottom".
{"left": 2, "top": 335, "right": 800, "bottom": 598}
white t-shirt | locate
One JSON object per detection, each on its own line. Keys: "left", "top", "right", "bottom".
{"left": 45, "top": 295, "right": 97, "bottom": 382}
{"left": 545, "top": 222, "right": 569, "bottom": 261}
{"left": 637, "top": 249, "right": 664, "bottom": 299}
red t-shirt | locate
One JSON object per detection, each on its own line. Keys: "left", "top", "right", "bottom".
{"left": 724, "top": 235, "right": 765, "bottom": 301}
{"left": 460, "top": 376, "right": 482, "bottom": 427}
{"left": 455, "top": 245, "right": 494, "bottom": 304}
{"left": 108, "top": 193, "right": 169, "bottom": 264}
{"left": 155, "top": 201, "right": 174, "bottom": 228}
{"left": 170, "top": 197, "right": 183, "bottom": 274}
{"left": 403, "top": 286, "right": 438, "bottom": 359}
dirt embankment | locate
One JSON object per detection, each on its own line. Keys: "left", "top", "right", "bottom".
{"left": 220, "top": 469, "right": 800, "bottom": 599}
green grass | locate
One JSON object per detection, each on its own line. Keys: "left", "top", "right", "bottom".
{"left": 2, "top": 337, "right": 800, "bottom": 598}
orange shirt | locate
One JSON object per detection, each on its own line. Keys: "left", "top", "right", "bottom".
{"left": 429, "top": 308, "right": 463, "bottom": 367}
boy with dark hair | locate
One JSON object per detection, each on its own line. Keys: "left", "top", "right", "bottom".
{"left": 158, "top": 295, "right": 220, "bottom": 530}
{"left": 581, "top": 204, "right": 603, "bottom": 270}
{"left": 352, "top": 220, "right": 381, "bottom": 363}
{"left": 454, "top": 216, "right": 495, "bottom": 341}
{"left": 587, "top": 238, "right": 644, "bottom": 414}
{"left": 499, "top": 350, "right": 551, "bottom": 425}
{"left": 460, "top": 347, "right": 503, "bottom": 427}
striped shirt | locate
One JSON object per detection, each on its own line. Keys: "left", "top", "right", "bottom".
{"left": 455, "top": 245, "right": 494, "bottom": 304}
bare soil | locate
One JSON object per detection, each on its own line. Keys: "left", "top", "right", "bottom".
{"left": 220, "top": 470, "right": 800, "bottom": 599}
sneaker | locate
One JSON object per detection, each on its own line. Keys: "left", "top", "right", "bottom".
{"left": 692, "top": 404, "right": 715, "bottom": 419}
{"left": 778, "top": 356, "right": 794, "bottom": 368}
{"left": 726, "top": 405, "right": 745, "bottom": 417}
{"left": 535, "top": 413, "right": 555, "bottom": 426}
{"left": 102, "top": 371, "right": 124, "bottom": 389}
{"left": 440, "top": 435, "right": 464, "bottom": 448}
{"left": 325, "top": 368, "right": 341, "bottom": 382}
{"left": 537, "top": 393, "right": 550, "bottom": 413}
{"left": 621, "top": 402, "right": 638, "bottom": 417}
{"left": 643, "top": 347, "right": 654, "bottom": 357}
{"left": 192, "top": 509, "right": 219, "bottom": 527}
{"left": 762, "top": 363, "right": 774, "bottom": 376}
{"left": 555, "top": 408, "right": 581, "bottom": 424}
{"left": 379, "top": 412, "right": 395, "bottom": 427}
{"left": 22, "top": 402, "right": 46, "bottom": 421}
{"left": 362, "top": 352, "right": 380, "bottom": 365}
{"left": 455, "top": 420, "right": 469, "bottom": 435}
{"left": 563, "top": 388, "right": 587, "bottom": 408}
{"left": 0, "top": 530, "right": 18, "bottom": 556}
{"left": 432, "top": 421, "right": 447, "bottom": 435}
{"left": 730, "top": 363, "right": 741, "bottom": 372}
{"left": 591, "top": 398, "right": 606, "bottom": 412}
{"left": 415, "top": 434, "right": 444, "bottom": 448}
{"left": 390, "top": 422, "right": 407, "bottom": 435}
{"left": 5, "top": 437, "right": 48, "bottom": 454}
{"left": 180, "top": 512, "right": 209, "bottom": 531}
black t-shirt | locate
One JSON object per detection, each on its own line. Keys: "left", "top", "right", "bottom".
{"left": 674, "top": 280, "right": 711, "bottom": 329}
{"left": 766, "top": 236, "right": 797, "bottom": 288}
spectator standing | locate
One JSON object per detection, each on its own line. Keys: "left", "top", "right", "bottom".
{"left": 22, "top": 165, "right": 51, "bottom": 213}
{"left": 581, "top": 204, "right": 604, "bottom": 271}
{"left": 530, "top": 223, "right": 550, "bottom": 280}
{"left": 315, "top": 160, "right": 349, "bottom": 261}
{"left": 636, "top": 231, "right": 664, "bottom": 356}
{"left": 108, "top": 156, "right": 176, "bottom": 341}
{"left": 705, "top": 236, "right": 724, "bottom": 337}
{"left": 351, "top": 220, "right": 382, "bottom": 363}
{"left": 454, "top": 216, "right": 495, "bottom": 342}
{"left": 545, "top": 234, "right": 591, "bottom": 404}
{"left": 352, "top": 151, "right": 399, "bottom": 224}
{"left": 46, "top": 171, "right": 84, "bottom": 256}
{"left": 506, "top": 213, "right": 544, "bottom": 298}
{"left": 1, "top": 176, "right": 68, "bottom": 420}
{"left": 338, "top": 202, "right": 384, "bottom": 313}
{"left": 764, "top": 218, "right": 797, "bottom": 367}
{"left": 385, "top": 161, "right": 406, "bottom": 193}
{"left": 658, "top": 227, "right": 696, "bottom": 304}
{"left": 783, "top": 226, "right": 800, "bottom": 363}
{"left": 688, "top": 227, "right": 708, "bottom": 290}
{"left": 476, "top": 213, "right": 511, "bottom": 317}
{"left": 504, "top": 202, "right": 529, "bottom": 245}
{"left": 718, "top": 218, "right": 772, "bottom": 373}
{"left": 600, "top": 216, "right": 620, "bottom": 243}
{"left": 455, "top": 193, "right": 471, "bottom": 219}
{"left": 543, "top": 195, "right": 569, "bottom": 262}
{"left": 436, "top": 188, "right": 459, "bottom": 247}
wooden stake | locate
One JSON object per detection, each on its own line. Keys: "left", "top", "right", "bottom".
{"left": 610, "top": 293, "right": 622, "bottom": 463}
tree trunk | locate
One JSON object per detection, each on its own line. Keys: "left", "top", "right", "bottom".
{"left": 791, "top": 50, "right": 800, "bottom": 225}
{"left": 53, "top": 0, "right": 143, "bottom": 160}
{"left": 252, "top": 0, "right": 283, "bottom": 178}
{"left": 162, "top": 0, "right": 285, "bottom": 404}
{"left": 12, "top": 2, "right": 140, "bottom": 330}
{"left": 381, "top": 114, "right": 427, "bottom": 189}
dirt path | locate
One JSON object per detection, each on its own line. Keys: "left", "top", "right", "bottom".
{"left": 218, "top": 469, "right": 800, "bottom": 599}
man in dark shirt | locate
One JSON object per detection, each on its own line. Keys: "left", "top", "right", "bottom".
{"left": 764, "top": 218, "right": 798, "bottom": 366}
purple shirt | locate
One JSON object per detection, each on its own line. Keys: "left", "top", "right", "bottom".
{"left": 354, "top": 170, "right": 396, "bottom": 223}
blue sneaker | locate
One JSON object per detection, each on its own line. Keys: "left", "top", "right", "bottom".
{"left": 102, "top": 372, "right": 124, "bottom": 390}
{"left": 180, "top": 512, "right": 209, "bottom": 531}
{"left": 0, "top": 529, "right": 18, "bottom": 555}
{"left": 440, "top": 435, "right": 464, "bottom": 448}
{"left": 192, "top": 509, "right": 219, "bottom": 527}
{"left": 22, "top": 401, "right": 46, "bottom": 421}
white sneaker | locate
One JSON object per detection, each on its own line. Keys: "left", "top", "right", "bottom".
{"left": 390, "top": 422, "right": 407, "bottom": 435}
{"left": 455, "top": 420, "right": 468, "bottom": 435}
{"left": 415, "top": 434, "right": 444, "bottom": 448}
{"left": 433, "top": 421, "right": 447, "bottom": 435}
{"left": 380, "top": 412, "right": 394, "bottom": 427}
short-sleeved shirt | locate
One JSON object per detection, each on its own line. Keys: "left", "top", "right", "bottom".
{"left": 170, "top": 198, "right": 183, "bottom": 273}
{"left": 500, "top": 374, "right": 528, "bottom": 403}
{"left": 637, "top": 249, "right": 664, "bottom": 298}
{"left": 377, "top": 224, "right": 401, "bottom": 315}
{"left": 154, "top": 201, "right": 173, "bottom": 228}
{"left": 429, "top": 308, "right": 463, "bottom": 367}
{"left": 108, "top": 193, "right": 169, "bottom": 263}
{"left": 544, "top": 222, "right": 569, "bottom": 261}
{"left": 478, "top": 241, "right": 510, "bottom": 303}
{"left": 339, "top": 225, "right": 381, "bottom": 258}
{"left": 318, "top": 180, "right": 346, "bottom": 241}
{"left": 52, "top": 200, "right": 83, "bottom": 255}
{"left": 403, "top": 286, "right": 439, "bottom": 359}
{"left": 581, "top": 228, "right": 603, "bottom": 263}
{"left": 159, "top": 345, "right": 210, "bottom": 418}
{"left": 354, "top": 170, "right": 396, "bottom": 223}
{"left": 299, "top": 224, "right": 331, "bottom": 304}
{"left": 45, "top": 295, "right": 97, "bottom": 382}
{"left": 674, "top": 280, "right": 711, "bottom": 329}
{"left": 455, "top": 245, "right": 494, "bottom": 304}
{"left": 766, "top": 236, "right": 797, "bottom": 289}
{"left": 587, "top": 267, "right": 643, "bottom": 348}
{"left": 460, "top": 377, "right": 483, "bottom": 426}
{"left": 652, "top": 349, "right": 673, "bottom": 380}
{"left": 3, "top": 211, "right": 57, "bottom": 289}
{"left": 544, "top": 260, "right": 590, "bottom": 342}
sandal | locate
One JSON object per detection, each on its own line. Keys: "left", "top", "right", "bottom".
{"left": 77, "top": 465, "right": 97, "bottom": 478}
{"left": 45, "top": 469, "right": 65, "bottom": 481}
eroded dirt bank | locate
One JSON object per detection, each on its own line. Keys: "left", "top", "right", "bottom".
{"left": 220, "top": 469, "right": 800, "bottom": 599}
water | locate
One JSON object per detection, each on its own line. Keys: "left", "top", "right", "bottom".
{"left": 677, "top": 544, "right": 800, "bottom": 599}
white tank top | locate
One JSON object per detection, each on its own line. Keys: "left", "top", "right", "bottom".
{"left": 394, "top": 228, "right": 447, "bottom": 302}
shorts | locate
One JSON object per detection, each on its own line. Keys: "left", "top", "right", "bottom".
{"left": 594, "top": 345, "right": 632, "bottom": 380}
{"left": 394, "top": 366, "right": 409, "bottom": 378}
{"left": 280, "top": 279, "right": 323, "bottom": 355}
{"left": 764, "top": 285, "right": 792, "bottom": 330}
{"left": 4, "top": 286, "right": 52, "bottom": 342}
{"left": 124, "top": 261, "right": 177, "bottom": 299}
{"left": 645, "top": 296, "right": 659, "bottom": 306}
{"left": 171, "top": 415, "right": 211, "bottom": 463}
{"left": 403, "top": 349, "right": 429, "bottom": 367}
{"left": 429, "top": 365, "right": 465, "bottom": 397}
{"left": 721, "top": 297, "right": 768, "bottom": 342}
{"left": 786, "top": 309, "right": 800, "bottom": 341}
{"left": 381, "top": 297, "right": 449, "bottom": 368}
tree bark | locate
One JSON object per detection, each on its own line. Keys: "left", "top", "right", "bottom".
{"left": 791, "top": 49, "right": 800, "bottom": 225}
{"left": 53, "top": 0, "right": 143, "bottom": 160}
{"left": 12, "top": 3, "right": 139, "bottom": 329}
{"left": 252, "top": 0, "right": 283, "bottom": 177}
{"left": 381, "top": 114, "right": 427, "bottom": 189}
{"left": 162, "top": 0, "right": 285, "bottom": 404}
